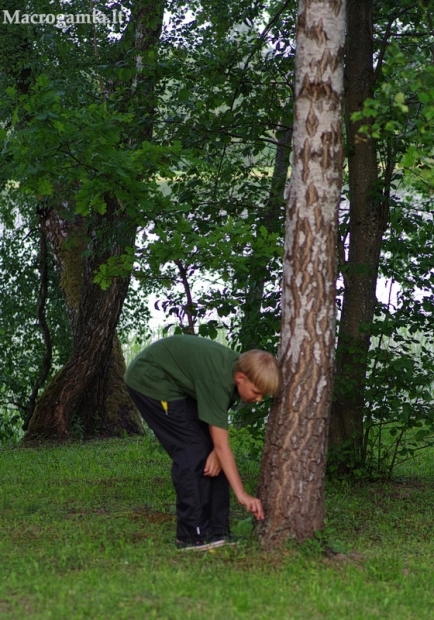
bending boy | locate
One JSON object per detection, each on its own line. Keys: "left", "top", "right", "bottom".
{"left": 124, "top": 335, "right": 280, "bottom": 551}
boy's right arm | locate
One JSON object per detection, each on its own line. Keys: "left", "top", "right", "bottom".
{"left": 209, "top": 425, "right": 264, "bottom": 520}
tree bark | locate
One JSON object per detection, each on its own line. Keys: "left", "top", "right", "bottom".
{"left": 329, "top": 0, "right": 388, "bottom": 462}
{"left": 25, "top": 205, "right": 143, "bottom": 438}
{"left": 257, "top": 0, "right": 345, "bottom": 548}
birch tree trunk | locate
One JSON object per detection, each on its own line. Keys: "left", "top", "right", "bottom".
{"left": 257, "top": 0, "right": 345, "bottom": 548}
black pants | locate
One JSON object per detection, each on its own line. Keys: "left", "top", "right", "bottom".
{"left": 127, "top": 387, "right": 230, "bottom": 543}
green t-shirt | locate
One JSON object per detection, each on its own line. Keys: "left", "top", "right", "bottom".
{"left": 124, "top": 335, "right": 239, "bottom": 429}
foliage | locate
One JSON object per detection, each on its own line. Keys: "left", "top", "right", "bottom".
{"left": 0, "top": 75, "right": 176, "bottom": 235}
{"left": 229, "top": 424, "right": 265, "bottom": 462}
{"left": 332, "top": 192, "right": 434, "bottom": 479}
{"left": 126, "top": 0, "right": 294, "bottom": 349}
{"left": 362, "top": 196, "right": 434, "bottom": 476}
{"left": 331, "top": 1, "right": 434, "bottom": 476}
{"left": 0, "top": 192, "right": 72, "bottom": 423}
{"left": 0, "top": 407, "right": 24, "bottom": 446}
{"left": 352, "top": 39, "right": 434, "bottom": 193}
{"left": 0, "top": 1, "right": 292, "bottom": 432}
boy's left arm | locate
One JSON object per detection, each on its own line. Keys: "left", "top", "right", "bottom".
{"left": 209, "top": 425, "right": 264, "bottom": 520}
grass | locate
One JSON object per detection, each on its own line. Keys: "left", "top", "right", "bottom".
{"left": 1, "top": 437, "right": 434, "bottom": 619}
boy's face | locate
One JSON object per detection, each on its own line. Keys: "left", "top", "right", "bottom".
{"left": 234, "top": 372, "right": 263, "bottom": 403}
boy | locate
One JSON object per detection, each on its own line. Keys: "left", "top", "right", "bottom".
{"left": 124, "top": 335, "right": 280, "bottom": 551}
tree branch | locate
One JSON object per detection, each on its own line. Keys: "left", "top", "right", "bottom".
{"left": 23, "top": 218, "right": 53, "bottom": 430}
{"left": 174, "top": 259, "right": 196, "bottom": 335}
{"left": 374, "top": 6, "right": 421, "bottom": 83}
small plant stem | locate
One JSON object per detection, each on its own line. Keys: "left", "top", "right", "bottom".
{"left": 388, "top": 426, "right": 406, "bottom": 478}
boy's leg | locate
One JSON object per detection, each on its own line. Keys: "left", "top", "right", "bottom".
{"left": 166, "top": 398, "right": 230, "bottom": 539}
{"left": 169, "top": 415, "right": 213, "bottom": 542}
{"left": 209, "top": 472, "right": 230, "bottom": 538}
{"left": 127, "top": 387, "right": 226, "bottom": 543}
{"left": 172, "top": 439, "right": 230, "bottom": 541}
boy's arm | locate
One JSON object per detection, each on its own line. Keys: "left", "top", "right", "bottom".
{"left": 209, "top": 425, "right": 264, "bottom": 520}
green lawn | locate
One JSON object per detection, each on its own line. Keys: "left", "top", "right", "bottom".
{"left": 1, "top": 436, "right": 433, "bottom": 619}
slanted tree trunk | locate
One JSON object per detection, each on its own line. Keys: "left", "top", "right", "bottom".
{"left": 25, "top": 204, "right": 142, "bottom": 438}
{"left": 329, "top": 0, "right": 388, "bottom": 462}
{"left": 257, "top": 0, "right": 345, "bottom": 548}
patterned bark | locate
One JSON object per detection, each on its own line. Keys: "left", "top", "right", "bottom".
{"left": 258, "top": 0, "right": 345, "bottom": 548}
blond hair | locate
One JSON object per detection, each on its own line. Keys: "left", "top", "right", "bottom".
{"left": 235, "top": 350, "right": 281, "bottom": 396}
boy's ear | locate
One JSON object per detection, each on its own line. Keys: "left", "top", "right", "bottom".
{"left": 234, "top": 371, "right": 247, "bottom": 386}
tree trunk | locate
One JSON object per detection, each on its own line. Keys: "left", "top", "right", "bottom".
{"left": 24, "top": 2, "right": 165, "bottom": 440}
{"left": 25, "top": 206, "right": 143, "bottom": 438}
{"left": 238, "top": 122, "right": 292, "bottom": 351}
{"left": 329, "top": 0, "right": 388, "bottom": 462}
{"left": 257, "top": 0, "right": 345, "bottom": 549}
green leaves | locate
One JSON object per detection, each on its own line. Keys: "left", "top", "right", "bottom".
{"left": 356, "top": 191, "right": 434, "bottom": 476}
{"left": 350, "top": 38, "right": 434, "bottom": 191}
{"left": 0, "top": 78, "right": 183, "bottom": 219}
{"left": 0, "top": 206, "right": 72, "bottom": 421}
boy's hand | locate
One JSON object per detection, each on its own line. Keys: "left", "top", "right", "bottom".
{"left": 204, "top": 449, "right": 222, "bottom": 477}
{"left": 238, "top": 491, "right": 264, "bottom": 520}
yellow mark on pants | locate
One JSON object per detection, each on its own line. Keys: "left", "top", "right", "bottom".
{"left": 161, "top": 401, "right": 168, "bottom": 413}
